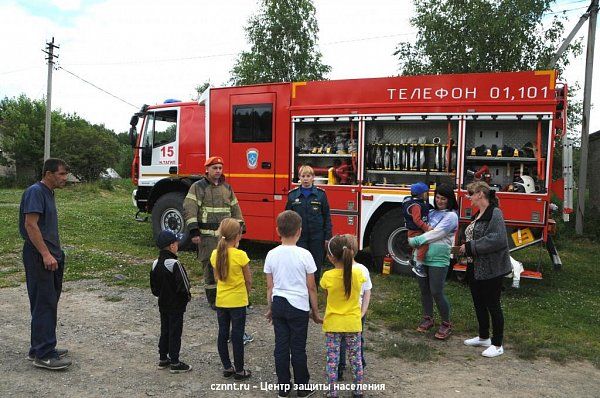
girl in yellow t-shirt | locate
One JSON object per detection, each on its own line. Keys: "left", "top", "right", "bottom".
{"left": 210, "top": 218, "right": 252, "bottom": 380}
{"left": 320, "top": 234, "right": 366, "bottom": 397}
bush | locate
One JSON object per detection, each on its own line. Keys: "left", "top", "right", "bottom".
{"left": 98, "top": 178, "right": 115, "bottom": 191}
{"left": 0, "top": 175, "right": 36, "bottom": 189}
{"left": 583, "top": 206, "right": 600, "bottom": 241}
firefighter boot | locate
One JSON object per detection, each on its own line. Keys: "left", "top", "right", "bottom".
{"left": 206, "top": 288, "right": 217, "bottom": 310}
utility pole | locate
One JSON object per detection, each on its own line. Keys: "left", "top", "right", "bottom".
{"left": 42, "top": 37, "right": 59, "bottom": 161}
{"left": 576, "top": 0, "right": 598, "bottom": 235}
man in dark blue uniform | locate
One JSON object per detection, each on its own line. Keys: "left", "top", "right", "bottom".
{"left": 19, "top": 158, "right": 72, "bottom": 370}
{"left": 286, "top": 165, "right": 332, "bottom": 285}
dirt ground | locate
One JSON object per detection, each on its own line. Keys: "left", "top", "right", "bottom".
{"left": 0, "top": 280, "right": 598, "bottom": 398}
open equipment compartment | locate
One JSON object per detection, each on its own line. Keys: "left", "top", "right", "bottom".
{"left": 363, "top": 115, "right": 458, "bottom": 188}
{"left": 462, "top": 114, "right": 552, "bottom": 194}
{"left": 292, "top": 116, "right": 359, "bottom": 185}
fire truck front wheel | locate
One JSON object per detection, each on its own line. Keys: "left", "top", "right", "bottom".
{"left": 370, "top": 208, "right": 412, "bottom": 275}
{"left": 151, "top": 192, "right": 192, "bottom": 250}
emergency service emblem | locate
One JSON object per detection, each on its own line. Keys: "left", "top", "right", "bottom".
{"left": 246, "top": 148, "right": 259, "bottom": 169}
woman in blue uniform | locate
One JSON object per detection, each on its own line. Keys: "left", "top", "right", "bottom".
{"left": 286, "top": 165, "right": 332, "bottom": 285}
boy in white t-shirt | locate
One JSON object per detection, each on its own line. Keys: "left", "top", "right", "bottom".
{"left": 337, "top": 234, "right": 372, "bottom": 381}
{"left": 265, "top": 210, "right": 322, "bottom": 398}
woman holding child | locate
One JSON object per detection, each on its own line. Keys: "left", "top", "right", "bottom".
{"left": 408, "top": 184, "right": 459, "bottom": 340}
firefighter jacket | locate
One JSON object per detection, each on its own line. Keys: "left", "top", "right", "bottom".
{"left": 183, "top": 176, "right": 244, "bottom": 237}
{"left": 286, "top": 185, "right": 332, "bottom": 242}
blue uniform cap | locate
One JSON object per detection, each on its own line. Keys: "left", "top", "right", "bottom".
{"left": 411, "top": 182, "right": 429, "bottom": 196}
{"left": 156, "top": 230, "right": 185, "bottom": 248}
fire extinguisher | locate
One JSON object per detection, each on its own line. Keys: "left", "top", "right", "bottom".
{"left": 382, "top": 254, "right": 393, "bottom": 276}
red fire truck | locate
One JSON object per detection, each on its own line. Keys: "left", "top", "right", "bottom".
{"left": 129, "top": 70, "right": 572, "bottom": 279}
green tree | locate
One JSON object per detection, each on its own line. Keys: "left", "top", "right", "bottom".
{"left": 193, "top": 81, "right": 210, "bottom": 101}
{"left": 54, "top": 115, "right": 120, "bottom": 181}
{"left": 230, "top": 0, "right": 331, "bottom": 85}
{"left": 114, "top": 132, "right": 133, "bottom": 178}
{"left": 395, "top": 0, "right": 582, "bottom": 76}
{"left": 0, "top": 95, "right": 53, "bottom": 179}
{"left": 0, "top": 95, "right": 122, "bottom": 181}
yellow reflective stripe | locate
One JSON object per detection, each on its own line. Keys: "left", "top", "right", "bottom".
{"left": 185, "top": 192, "right": 196, "bottom": 201}
{"left": 186, "top": 192, "right": 202, "bottom": 206}
{"left": 187, "top": 217, "right": 198, "bottom": 224}
{"left": 231, "top": 198, "right": 238, "bottom": 206}
{"left": 200, "top": 229, "right": 217, "bottom": 236}
{"left": 204, "top": 206, "right": 231, "bottom": 213}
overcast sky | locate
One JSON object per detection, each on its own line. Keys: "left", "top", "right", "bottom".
{"left": 0, "top": 0, "right": 598, "bottom": 135}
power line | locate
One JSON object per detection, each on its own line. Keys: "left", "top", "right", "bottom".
{"left": 546, "top": 5, "right": 589, "bottom": 15}
{"left": 560, "top": 0, "right": 592, "bottom": 4}
{"left": 0, "top": 66, "right": 42, "bottom": 76}
{"left": 322, "top": 32, "right": 417, "bottom": 46}
{"left": 58, "top": 65, "right": 139, "bottom": 109}
{"left": 59, "top": 32, "right": 416, "bottom": 68}
{"left": 64, "top": 51, "right": 237, "bottom": 67}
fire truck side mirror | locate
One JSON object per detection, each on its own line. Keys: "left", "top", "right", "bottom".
{"left": 128, "top": 126, "right": 138, "bottom": 147}
{"left": 129, "top": 115, "right": 139, "bottom": 147}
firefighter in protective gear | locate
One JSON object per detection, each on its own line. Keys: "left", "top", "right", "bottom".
{"left": 285, "top": 165, "right": 332, "bottom": 285}
{"left": 183, "top": 156, "right": 244, "bottom": 309}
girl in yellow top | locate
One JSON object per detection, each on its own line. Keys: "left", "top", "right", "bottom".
{"left": 320, "top": 234, "right": 366, "bottom": 397}
{"left": 210, "top": 218, "right": 252, "bottom": 380}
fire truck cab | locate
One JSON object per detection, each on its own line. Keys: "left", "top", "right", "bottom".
{"left": 129, "top": 70, "right": 571, "bottom": 279}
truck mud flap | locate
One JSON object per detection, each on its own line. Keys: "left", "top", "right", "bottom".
{"left": 135, "top": 210, "right": 148, "bottom": 222}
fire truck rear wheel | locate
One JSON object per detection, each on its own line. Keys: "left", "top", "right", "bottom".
{"left": 152, "top": 192, "right": 192, "bottom": 250}
{"left": 370, "top": 208, "right": 413, "bottom": 275}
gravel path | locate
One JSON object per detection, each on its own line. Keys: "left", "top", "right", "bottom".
{"left": 1, "top": 280, "right": 598, "bottom": 397}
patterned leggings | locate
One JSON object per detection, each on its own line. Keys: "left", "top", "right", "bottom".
{"left": 325, "top": 332, "right": 363, "bottom": 397}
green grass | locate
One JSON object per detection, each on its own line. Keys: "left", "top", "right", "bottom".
{"left": 378, "top": 340, "right": 436, "bottom": 362}
{"left": 368, "top": 237, "right": 600, "bottom": 367}
{"left": 1, "top": 181, "right": 598, "bottom": 367}
{"left": 103, "top": 294, "right": 124, "bottom": 302}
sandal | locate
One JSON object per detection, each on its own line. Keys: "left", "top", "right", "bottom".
{"left": 234, "top": 369, "right": 252, "bottom": 380}
{"left": 416, "top": 316, "right": 434, "bottom": 332}
{"left": 223, "top": 367, "right": 235, "bottom": 378}
{"left": 434, "top": 321, "right": 452, "bottom": 340}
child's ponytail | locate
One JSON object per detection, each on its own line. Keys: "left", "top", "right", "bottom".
{"left": 215, "top": 218, "right": 242, "bottom": 281}
{"left": 328, "top": 234, "right": 357, "bottom": 299}
{"left": 342, "top": 244, "right": 354, "bottom": 299}
{"left": 215, "top": 236, "right": 229, "bottom": 281}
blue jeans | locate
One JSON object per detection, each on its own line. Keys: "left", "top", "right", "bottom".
{"left": 272, "top": 296, "right": 310, "bottom": 388}
{"left": 23, "top": 244, "right": 64, "bottom": 360}
{"left": 216, "top": 306, "right": 246, "bottom": 371}
{"left": 339, "top": 315, "right": 366, "bottom": 371}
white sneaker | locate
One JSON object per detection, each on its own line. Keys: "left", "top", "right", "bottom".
{"left": 463, "top": 336, "right": 492, "bottom": 347}
{"left": 482, "top": 345, "right": 504, "bottom": 358}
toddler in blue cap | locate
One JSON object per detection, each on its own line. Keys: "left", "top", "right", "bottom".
{"left": 402, "top": 182, "right": 432, "bottom": 277}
